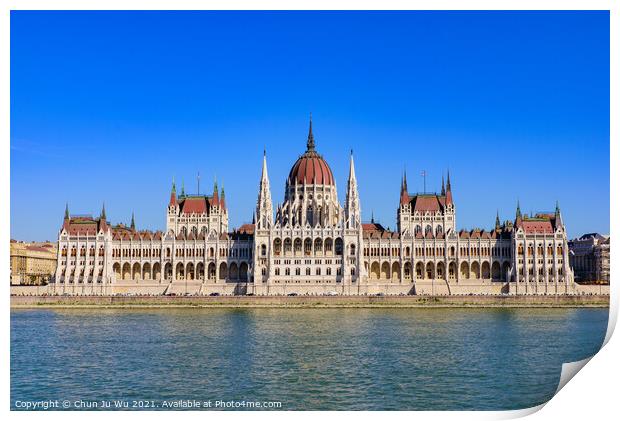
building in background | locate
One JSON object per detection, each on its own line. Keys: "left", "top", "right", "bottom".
{"left": 51, "top": 118, "right": 578, "bottom": 296}
{"left": 10, "top": 240, "right": 57, "bottom": 285}
{"left": 569, "top": 233, "right": 610, "bottom": 283}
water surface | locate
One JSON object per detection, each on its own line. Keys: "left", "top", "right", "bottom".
{"left": 11, "top": 308, "right": 608, "bottom": 410}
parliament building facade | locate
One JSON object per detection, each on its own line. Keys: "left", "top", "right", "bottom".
{"left": 52, "top": 119, "right": 577, "bottom": 295}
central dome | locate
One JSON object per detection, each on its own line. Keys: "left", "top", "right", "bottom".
{"left": 287, "top": 117, "right": 335, "bottom": 186}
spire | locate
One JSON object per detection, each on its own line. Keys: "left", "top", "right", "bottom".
{"left": 169, "top": 177, "right": 178, "bottom": 206}
{"left": 495, "top": 210, "right": 500, "bottom": 231}
{"left": 306, "top": 113, "right": 315, "bottom": 152}
{"left": 445, "top": 170, "right": 453, "bottom": 205}
{"left": 555, "top": 200, "right": 563, "bottom": 228}
{"left": 64, "top": 202, "right": 69, "bottom": 220}
{"left": 400, "top": 171, "right": 410, "bottom": 205}
{"left": 256, "top": 151, "right": 273, "bottom": 230}
{"left": 130, "top": 212, "right": 135, "bottom": 230}
{"left": 220, "top": 184, "right": 226, "bottom": 210}
{"left": 516, "top": 200, "right": 521, "bottom": 219}
{"left": 181, "top": 180, "right": 185, "bottom": 197}
{"left": 441, "top": 175, "right": 446, "bottom": 196}
{"left": 101, "top": 203, "right": 106, "bottom": 220}
{"left": 345, "top": 150, "right": 361, "bottom": 229}
{"left": 371, "top": 211, "right": 375, "bottom": 224}
{"left": 213, "top": 178, "right": 219, "bottom": 206}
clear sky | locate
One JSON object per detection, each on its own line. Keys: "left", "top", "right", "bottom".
{"left": 10, "top": 11, "right": 609, "bottom": 241}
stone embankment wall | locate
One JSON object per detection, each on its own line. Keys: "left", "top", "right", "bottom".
{"left": 10, "top": 281, "right": 609, "bottom": 297}
{"left": 10, "top": 294, "right": 609, "bottom": 307}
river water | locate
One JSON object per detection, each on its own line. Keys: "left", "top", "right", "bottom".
{"left": 10, "top": 308, "right": 608, "bottom": 410}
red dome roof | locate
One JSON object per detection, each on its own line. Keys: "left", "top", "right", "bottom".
{"left": 287, "top": 115, "right": 335, "bottom": 186}
{"left": 288, "top": 152, "right": 335, "bottom": 186}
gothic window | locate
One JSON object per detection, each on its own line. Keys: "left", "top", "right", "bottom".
{"left": 274, "top": 238, "right": 282, "bottom": 256}
{"left": 335, "top": 238, "right": 343, "bottom": 256}
{"left": 294, "top": 238, "right": 302, "bottom": 253}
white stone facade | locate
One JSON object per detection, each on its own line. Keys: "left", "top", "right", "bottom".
{"left": 52, "top": 119, "right": 577, "bottom": 295}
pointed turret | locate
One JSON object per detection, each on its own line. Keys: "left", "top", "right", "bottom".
{"left": 130, "top": 212, "right": 136, "bottom": 230}
{"left": 169, "top": 178, "right": 177, "bottom": 206}
{"left": 306, "top": 113, "right": 315, "bottom": 152}
{"left": 515, "top": 200, "right": 522, "bottom": 226}
{"left": 64, "top": 202, "right": 70, "bottom": 220}
{"left": 345, "top": 150, "right": 361, "bottom": 229}
{"left": 220, "top": 185, "right": 226, "bottom": 210}
{"left": 555, "top": 200, "right": 563, "bottom": 228}
{"left": 441, "top": 175, "right": 446, "bottom": 196}
{"left": 400, "top": 171, "right": 410, "bottom": 205}
{"left": 101, "top": 203, "right": 106, "bottom": 220}
{"left": 495, "top": 210, "right": 501, "bottom": 231}
{"left": 212, "top": 178, "right": 219, "bottom": 207}
{"left": 256, "top": 150, "right": 273, "bottom": 229}
{"left": 181, "top": 180, "right": 185, "bottom": 197}
{"left": 445, "top": 170, "right": 453, "bottom": 205}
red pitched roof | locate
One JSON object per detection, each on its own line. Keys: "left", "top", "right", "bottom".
{"left": 25, "top": 245, "right": 53, "bottom": 252}
{"left": 409, "top": 195, "right": 446, "bottom": 213}
{"left": 238, "top": 224, "right": 255, "bottom": 235}
{"left": 180, "top": 197, "right": 208, "bottom": 214}
{"left": 362, "top": 223, "right": 385, "bottom": 232}
{"left": 521, "top": 220, "right": 554, "bottom": 234}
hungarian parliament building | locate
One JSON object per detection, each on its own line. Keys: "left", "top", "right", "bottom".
{"left": 53, "top": 119, "right": 577, "bottom": 296}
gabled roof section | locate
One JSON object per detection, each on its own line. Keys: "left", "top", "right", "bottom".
{"left": 407, "top": 194, "right": 447, "bottom": 213}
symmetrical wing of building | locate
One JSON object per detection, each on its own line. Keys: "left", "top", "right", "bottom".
{"left": 54, "top": 119, "right": 579, "bottom": 295}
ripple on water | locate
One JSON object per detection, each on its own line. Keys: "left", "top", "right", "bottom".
{"left": 11, "top": 308, "right": 608, "bottom": 410}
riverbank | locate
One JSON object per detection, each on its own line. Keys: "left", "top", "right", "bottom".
{"left": 10, "top": 294, "right": 610, "bottom": 308}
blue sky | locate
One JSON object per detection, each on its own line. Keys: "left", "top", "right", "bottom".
{"left": 11, "top": 11, "right": 609, "bottom": 241}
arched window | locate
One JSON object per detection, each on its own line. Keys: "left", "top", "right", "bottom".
{"left": 335, "top": 238, "right": 344, "bottom": 256}
{"left": 261, "top": 244, "right": 267, "bottom": 256}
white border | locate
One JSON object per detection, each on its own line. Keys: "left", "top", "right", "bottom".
{"left": 2, "top": 2, "right": 616, "bottom": 420}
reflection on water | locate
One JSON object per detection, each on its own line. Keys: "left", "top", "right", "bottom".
{"left": 11, "top": 308, "right": 608, "bottom": 410}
